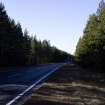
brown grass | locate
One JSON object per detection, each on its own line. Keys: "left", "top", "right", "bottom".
{"left": 23, "top": 64, "right": 105, "bottom": 105}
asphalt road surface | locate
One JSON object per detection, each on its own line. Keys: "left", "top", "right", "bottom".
{"left": 0, "top": 63, "right": 64, "bottom": 105}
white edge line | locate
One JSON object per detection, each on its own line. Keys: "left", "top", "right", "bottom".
{"left": 6, "top": 64, "right": 65, "bottom": 105}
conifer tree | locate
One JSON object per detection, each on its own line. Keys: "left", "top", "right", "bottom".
{"left": 75, "top": 0, "right": 105, "bottom": 71}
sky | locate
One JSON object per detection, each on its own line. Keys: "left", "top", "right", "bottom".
{"left": 1, "top": 0, "right": 100, "bottom": 54}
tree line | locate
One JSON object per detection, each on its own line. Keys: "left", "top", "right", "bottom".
{"left": 0, "top": 3, "right": 71, "bottom": 66}
{"left": 75, "top": 0, "right": 105, "bottom": 72}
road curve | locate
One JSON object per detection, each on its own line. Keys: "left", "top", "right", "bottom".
{"left": 0, "top": 63, "right": 65, "bottom": 105}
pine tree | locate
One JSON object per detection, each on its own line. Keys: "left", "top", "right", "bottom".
{"left": 97, "top": 0, "right": 105, "bottom": 15}
{"left": 0, "top": 3, "right": 11, "bottom": 66}
{"left": 23, "top": 29, "right": 31, "bottom": 64}
{"left": 0, "top": 2, "right": 71, "bottom": 66}
{"left": 75, "top": 0, "right": 105, "bottom": 71}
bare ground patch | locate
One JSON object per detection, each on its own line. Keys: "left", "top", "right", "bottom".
{"left": 23, "top": 64, "right": 105, "bottom": 105}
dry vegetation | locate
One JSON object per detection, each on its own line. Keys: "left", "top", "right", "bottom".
{"left": 23, "top": 64, "right": 105, "bottom": 105}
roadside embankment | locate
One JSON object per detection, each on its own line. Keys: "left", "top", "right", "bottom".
{"left": 23, "top": 64, "right": 105, "bottom": 105}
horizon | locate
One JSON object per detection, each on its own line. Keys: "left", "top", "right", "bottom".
{"left": 1, "top": 0, "right": 100, "bottom": 54}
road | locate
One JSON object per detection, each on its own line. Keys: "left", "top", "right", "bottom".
{"left": 0, "top": 63, "right": 64, "bottom": 105}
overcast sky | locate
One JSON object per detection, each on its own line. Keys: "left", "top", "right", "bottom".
{"left": 1, "top": 0, "right": 100, "bottom": 54}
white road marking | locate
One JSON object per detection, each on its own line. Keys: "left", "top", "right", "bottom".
{"left": 6, "top": 64, "right": 65, "bottom": 105}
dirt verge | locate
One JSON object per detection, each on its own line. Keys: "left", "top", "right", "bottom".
{"left": 23, "top": 64, "right": 105, "bottom": 105}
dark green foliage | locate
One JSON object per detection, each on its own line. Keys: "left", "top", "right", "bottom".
{"left": 75, "top": 0, "right": 105, "bottom": 72}
{"left": 0, "top": 3, "right": 71, "bottom": 66}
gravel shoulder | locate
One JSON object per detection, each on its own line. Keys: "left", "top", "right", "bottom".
{"left": 23, "top": 64, "right": 105, "bottom": 105}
